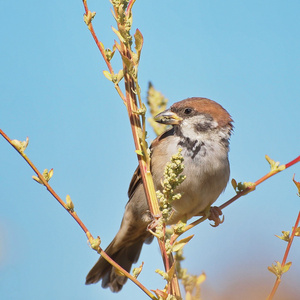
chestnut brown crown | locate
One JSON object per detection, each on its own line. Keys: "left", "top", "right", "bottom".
{"left": 170, "top": 97, "right": 233, "bottom": 129}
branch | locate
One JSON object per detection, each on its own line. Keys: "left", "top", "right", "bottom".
{"left": 171, "top": 155, "right": 300, "bottom": 235}
{"left": 82, "top": 0, "right": 126, "bottom": 104}
{"left": 267, "top": 175, "right": 300, "bottom": 300}
{"left": 220, "top": 155, "right": 300, "bottom": 210}
{"left": 81, "top": 1, "right": 181, "bottom": 297}
{"left": 0, "top": 129, "right": 157, "bottom": 300}
{"left": 111, "top": 5, "right": 181, "bottom": 296}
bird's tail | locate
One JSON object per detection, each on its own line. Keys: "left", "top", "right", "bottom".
{"left": 85, "top": 238, "right": 145, "bottom": 292}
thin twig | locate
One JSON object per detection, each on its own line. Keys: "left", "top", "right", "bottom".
{"left": 220, "top": 155, "right": 300, "bottom": 210}
{"left": 169, "top": 155, "right": 300, "bottom": 237}
{"left": 0, "top": 128, "right": 157, "bottom": 299}
{"left": 81, "top": 1, "right": 176, "bottom": 297}
{"left": 0, "top": 129, "right": 89, "bottom": 234}
{"left": 82, "top": 0, "right": 126, "bottom": 104}
{"left": 111, "top": 3, "right": 181, "bottom": 297}
{"left": 267, "top": 175, "right": 300, "bottom": 300}
{"left": 267, "top": 211, "right": 300, "bottom": 300}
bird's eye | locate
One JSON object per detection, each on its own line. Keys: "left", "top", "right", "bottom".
{"left": 184, "top": 108, "right": 193, "bottom": 115}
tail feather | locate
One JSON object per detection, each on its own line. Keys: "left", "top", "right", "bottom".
{"left": 86, "top": 239, "right": 144, "bottom": 292}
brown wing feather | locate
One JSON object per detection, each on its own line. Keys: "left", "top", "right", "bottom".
{"left": 127, "top": 166, "right": 142, "bottom": 199}
{"left": 127, "top": 128, "right": 174, "bottom": 199}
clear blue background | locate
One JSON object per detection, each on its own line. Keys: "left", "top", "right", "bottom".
{"left": 1, "top": 1, "right": 300, "bottom": 299}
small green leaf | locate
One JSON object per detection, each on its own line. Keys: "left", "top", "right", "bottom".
{"left": 155, "top": 269, "right": 169, "bottom": 280}
{"left": 172, "top": 235, "right": 194, "bottom": 252}
{"left": 134, "top": 29, "right": 143, "bottom": 65}
{"left": 48, "top": 168, "right": 54, "bottom": 180}
{"left": 103, "top": 70, "right": 112, "bottom": 81}
{"left": 292, "top": 174, "right": 300, "bottom": 196}
{"left": 90, "top": 236, "right": 101, "bottom": 250}
{"left": 282, "top": 262, "right": 292, "bottom": 273}
{"left": 122, "top": 54, "right": 133, "bottom": 70}
{"left": 132, "top": 262, "right": 144, "bottom": 278}
{"left": 116, "top": 69, "right": 124, "bottom": 83}
{"left": 131, "top": 52, "right": 139, "bottom": 66}
{"left": 83, "top": 11, "right": 96, "bottom": 26}
{"left": 265, "top": 155, "right": 285, "bottom": 172}
{"left": 111, "top": 26, "right": 126, "bottom": 43}
{"left": 11, "top": 137, "right": 29, "bottom": 154}
{"left": 99, "top": 41, "right": 105, "bottom": 51}
{"left": 32, "top": 175, "right": 43, "bottom": 185}
{"left": 275, "top": 231, "right": 290, "bottom": 242}
{"left": 43, "top": 168, "right": 53, "bottom": 182}
{"left": 231, "top": 178, "right": 237, "bottom": 191}
{"left": 268, "top": 261, "right": 292, "bottom": 279}
{"left": 66, "top": 195, "right": 74, "bottom": 212}
{"left": 114, "top": 40, "right": 122, "bottom": 53}
{"left": 231, "top": 179, "right": 255, "bottom": 194}
{"left": 134, "top": 29, "right": 143, "bottom": 53}
{"left": 196, "top": 273, "right": 206, "bottom": 285}
{"left": 173, "top": 219, "right": 187, "bottom": 234}
{"left": 32, "top": 168, "right": 53, "bottom": 185}
{"left": 110, "top": 8, "right": 117, "bottom": 22}
{"left": 105, "top": 48, "right": 115, "bottom": 62}
{"left": 135, "top": 150, "right": 143, "bottom": 156}
{"left": 166, "top": 262, "right": 176, "bottom": 282}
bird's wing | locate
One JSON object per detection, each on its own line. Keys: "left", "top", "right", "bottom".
{"left": 127, "top": 128, "right": 174, "bottom": 200}
{"left": 127, "top": 166, "right": 142, "bottom": 199}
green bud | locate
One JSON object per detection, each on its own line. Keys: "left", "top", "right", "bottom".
{"left": 66, "top": 195, "right": 75, "bottom": 212}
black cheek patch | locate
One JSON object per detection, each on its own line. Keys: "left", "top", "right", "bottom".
{"left": 193, "top": 113, "right": 214, "bottom": 132}
{"left": 194, "top": 122, "right": 213, "bottom": 132}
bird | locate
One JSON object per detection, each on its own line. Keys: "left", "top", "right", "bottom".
{"left": 85, "top": 97, "right": 233, "bottom": 292}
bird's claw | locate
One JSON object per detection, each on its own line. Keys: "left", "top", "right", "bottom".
{"left": 147, "top": 213, "right": 162, "bottom": 231}
{"left": 208, "top": 206, "right": 224, "bottom": 227}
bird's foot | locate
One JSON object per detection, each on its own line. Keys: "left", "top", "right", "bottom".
{"left": 208, "top": 206, "right": 224, "bottom": 227}
{"left": 147, "top": 213, "right": 164, "bottom": 239}
{"left": 147, "top": 213, "right": 162, "bottom": 231}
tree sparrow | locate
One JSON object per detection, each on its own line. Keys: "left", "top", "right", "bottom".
{"left": 86, "top": 97, "right": 233, "bottom": 292}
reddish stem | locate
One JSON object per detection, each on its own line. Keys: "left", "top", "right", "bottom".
{"left": 0, "top": 129, "right": 89, "bottom": 234}
{"left": 0, "top": 128, "right": 157, "bottom": 299}
{"left": 286, "top": 156, "right": 300, "bottom": 169}
{"left": 82, "top": 1, "right": 114, "bottom": 74}
{"left": 220, "top": 155, "right": 300, "bottom": 210}
{"left": 282, "top": 211, "right": 300, "bottom": 266}
{"left": 82, "top": 0, "right": 127, "bottom": 106}
{"left": 268, "top": 210, "right": 300, "bottom": 300}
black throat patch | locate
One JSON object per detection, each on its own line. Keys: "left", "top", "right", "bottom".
{"left": 178, "top": 137, "right": 205, "bottom": 159}
{"left": 174, "top": 126, "right": 205, "bottom": 159}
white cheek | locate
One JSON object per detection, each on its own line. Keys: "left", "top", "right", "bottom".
{"left": 166, "top": 136, "right": 181, "bottom": 154}
{"left": 180, "top": 119, "right": 196, "bottom": 139}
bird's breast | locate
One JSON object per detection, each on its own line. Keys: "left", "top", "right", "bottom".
{"left": 151, "top": 135, "right": 230, "bottom": 224}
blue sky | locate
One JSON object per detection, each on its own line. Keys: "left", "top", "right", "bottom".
{"left": 1, "top": 1, "right": 300, "bottom": 299}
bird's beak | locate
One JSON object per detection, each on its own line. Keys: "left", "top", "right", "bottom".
{"left": 154, "top": 109, "right": 183, "bottom": 125}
